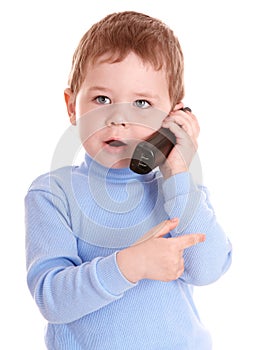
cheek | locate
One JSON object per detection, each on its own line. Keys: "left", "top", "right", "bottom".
{"left": 77, "top": 108, "right": 106, "bottom": 144}
{"left": 130, "top": 125, "right": 158, "bottom": 143}
{"left": 80, "top": 126, "right": 104, "bottom": 158}
{"left": 82, "top": 136, "right": 98, "bottom": 155}
{"left": 131, "top": 112, "right": 167, "bottom": 139}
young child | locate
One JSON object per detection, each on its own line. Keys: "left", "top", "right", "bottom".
{"left": 25, "top": 11, "right": 232, "bottom": 349}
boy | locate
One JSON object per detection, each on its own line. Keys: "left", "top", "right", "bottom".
{"left": 25, "top": 11, "right": 232, "bottom": 349}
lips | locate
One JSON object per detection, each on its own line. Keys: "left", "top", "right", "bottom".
{"left": 105, "top": 139, "right": 127, "bottom": 147}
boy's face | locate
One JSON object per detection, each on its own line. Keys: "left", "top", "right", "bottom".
{"left": 65, "top": 52, "right": 172, "bottom": 168}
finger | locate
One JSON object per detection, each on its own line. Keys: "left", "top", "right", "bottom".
{"left": 163, "top": 114, "right": 193, "bottom": 135}
{"left": 187, "top": 112, "right": 200, "bottom": 137}
{"left": 166, "top": 121, "right": 188, "bottom": 141}
{"left": 182, "top": 110, "right": 200, "bottom": 137}
{"left": 169, "top": 115, "right": 193, "bottom": 135}
{"left": 163, "top": 109, "right": 199, "bottom": 138}
{"left": 133, "top": 219, "right": 179, "bottom": 245}
{"left": 172, "top": 102, "right": 184, "bottom": 111}
{"left": 166, "top": 122, "right": 198, "bottom": 155}
{"left": 173, "top": 233, "right": 206, "bottom": 250}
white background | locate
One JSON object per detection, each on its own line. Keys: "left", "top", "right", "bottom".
{"left": 1, "top": 0, "right": 253, "bottom": 348}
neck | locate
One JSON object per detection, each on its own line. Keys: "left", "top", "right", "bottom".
{"left": 84, "top": 153, "right": 155, "bottom": 183}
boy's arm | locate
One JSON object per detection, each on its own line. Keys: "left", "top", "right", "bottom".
{"left": 162, "top": 171, "right": 232, "bottom": 285}
{"left": 160, "top": 107, "right": 232, "bottom": 284}
{"left": 25, "top": 188, "right": 136, "bottom": 324}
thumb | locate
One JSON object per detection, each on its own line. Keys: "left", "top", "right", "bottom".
{"left": 133, "top": 219, "right": 179, "bottom": 245}
{"left": 153, "top": 219, "right": 179, "bottom": 238}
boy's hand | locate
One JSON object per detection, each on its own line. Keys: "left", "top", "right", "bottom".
{"left": 116, "top": 219, "right": 205, "bottom": 283}
{"left": 160, "top": 103, "right": 200, "bottom": 178}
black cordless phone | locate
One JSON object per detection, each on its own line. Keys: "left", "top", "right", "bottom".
{"left": 129, "top": 107, "right": 191, "bottom": 174}
{"left": 129, "top": 127, "right": 176, "bottom": 174}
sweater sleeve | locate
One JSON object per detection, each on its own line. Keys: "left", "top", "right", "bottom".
{"left": 162, "top": 172, "right": 232, "bottom": 286}
{"left": 25, "top": 183, "right": 136, "bottom": 324}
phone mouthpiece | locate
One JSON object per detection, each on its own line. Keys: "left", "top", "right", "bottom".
{"left": 130, "top": 128, "right": 176, "bottom": 174}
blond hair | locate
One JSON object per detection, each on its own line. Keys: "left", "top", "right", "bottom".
{"left": 68, "top": 11, "right": 184, "bottom": 109}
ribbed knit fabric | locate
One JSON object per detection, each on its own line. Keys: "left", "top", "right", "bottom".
{"left": 25, "top": 154, "right": 232, "bottom": 349}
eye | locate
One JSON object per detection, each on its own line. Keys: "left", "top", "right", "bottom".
{"left": 133, "top": 100, "right": 151, "bottom": 109}
{"left": 95, "top": 95, "right": 111, "bottom": 105}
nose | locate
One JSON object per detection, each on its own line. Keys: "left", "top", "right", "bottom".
{"left": 104, "top": 104, "right": 130, "bottom": 127}
{"left": 105, "top": 113, "right": 127, "bottom": 127}
{"left": 106, "top": 120, "right": 126, "bottom": 127}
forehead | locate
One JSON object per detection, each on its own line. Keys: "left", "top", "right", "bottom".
{"left": 85, "top": 52, "right": 168, "bottom": 84}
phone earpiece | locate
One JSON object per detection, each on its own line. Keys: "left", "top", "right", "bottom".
{"left": 180, "top": 107, "right": 192, "bottom": 112}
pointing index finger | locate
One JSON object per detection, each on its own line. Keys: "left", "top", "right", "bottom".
{"left": 175, "top": 233, "right": 206, "bottom": 250}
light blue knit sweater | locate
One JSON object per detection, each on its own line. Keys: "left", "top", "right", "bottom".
{"left": 25, "top": 154, "right": 232, "bottom": 349}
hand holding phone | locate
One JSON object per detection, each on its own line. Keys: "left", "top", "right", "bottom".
{"left": 129, "top": 107, "right": 191, "bottom": 174}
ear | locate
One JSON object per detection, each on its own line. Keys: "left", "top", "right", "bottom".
{"left": 64, "top": 88, "right": 76, "bottom": 125}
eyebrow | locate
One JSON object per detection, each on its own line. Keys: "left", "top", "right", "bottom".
{"left": 86, "top": 86, "right": 111, "bottom": 94}
{"left": 87, "top": 86, "right": 160, "bottom": 100}
{"left": 133, "top": 91, "right": 160, "bottom": 101}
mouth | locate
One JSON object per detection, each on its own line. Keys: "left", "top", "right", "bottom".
{"left": 105, "top": 139, "right": 127, "bottom": 147}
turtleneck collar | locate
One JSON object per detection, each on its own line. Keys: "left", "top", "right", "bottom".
{"left": 82, "top": 152, "right": 156, "bottom": 183}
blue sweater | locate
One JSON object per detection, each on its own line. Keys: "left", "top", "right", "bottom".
{"left": 25, "top": 154, "right": 232, "bottom": 349}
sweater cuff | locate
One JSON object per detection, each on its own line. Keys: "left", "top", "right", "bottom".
{"left": 96, "top": 252, "right": 137, "bottom": 297}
